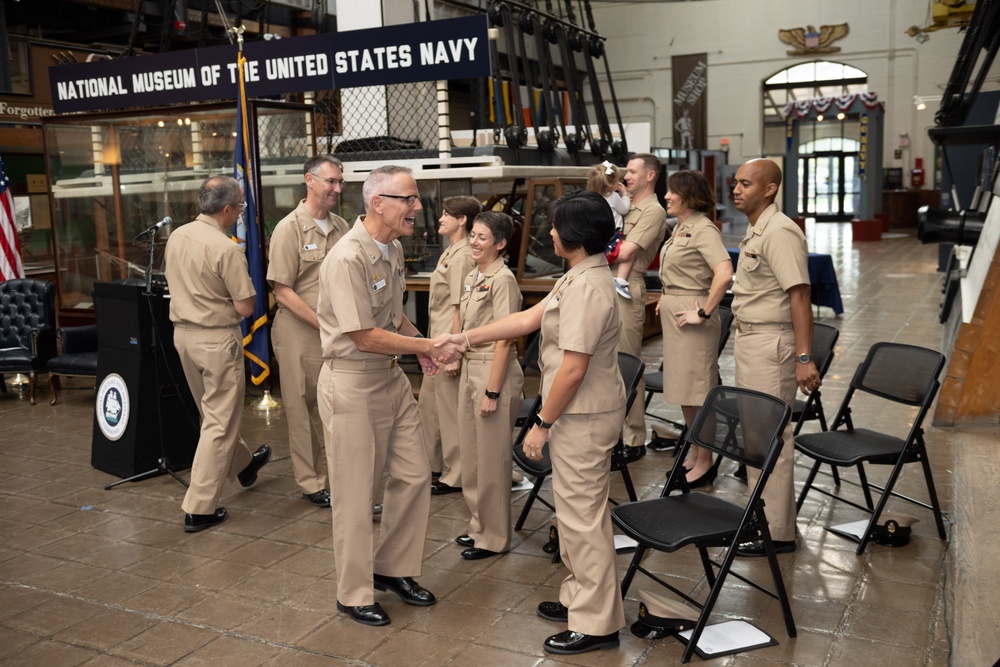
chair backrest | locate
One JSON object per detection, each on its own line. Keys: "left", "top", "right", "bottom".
{"left": 0, "top": 279, "right": 56, "bottom": 348}
{"left": 852, "top": 342, "right": 945, "bottom": 406}
{"left": 617, "top": 351, "right": 645, "bottom": 414}
{"left": 520, "top": 332, "right": 540, "bottom": 373}
{"left": 688, "top": 385, "right": 791, "bottom": 474}
{"left": 811, "top": 322, "right": 840, "bottom": 379}
{"left": 717, "top": 306, "right": 735, "bottom": 355}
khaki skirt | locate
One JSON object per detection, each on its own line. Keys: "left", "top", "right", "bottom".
{"left": 658, "top": 292, "right": 721, "bottom": 406}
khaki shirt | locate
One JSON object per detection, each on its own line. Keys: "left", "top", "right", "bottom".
{"left": 658, "top": 212, "right": 731, "bottom": 292}
{"left": 731, "top": 204, "right": 810, "bottom": 324}
{"left": 266, "top": 199, "right": 349, "bottom": 309}
{"left": 427, "top": 237, "right": 474, "bottom": 339}
{"left": 538, "top": 253, "right": 625, "bottom": 414}
{"left": 164, "top": 213, "right": 255, "bottom": 327}
{"left": 615, "top": 193, "right": 667, "bottom": 283}
{"left": 459, "top": 256, "right": 521, "bottom": 353}
{"left": 317, "top": 217, "right": 405, "bottom": 360}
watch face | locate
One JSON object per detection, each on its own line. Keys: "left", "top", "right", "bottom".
{"left": 798, "top": 354, "right": 811, "bottom": 363}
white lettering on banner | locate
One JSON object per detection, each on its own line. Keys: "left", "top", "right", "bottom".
{"left": 131, "top": 68, "right": 197, "bottom": 93}
{"left": 56, "top": 75, "right": 130, "bottom": 100}
{"left": 226, "top": 60, "right": 263, "bottom": 83}
{"left": 673, "top": 61, "right": 707, "bottom": 106}
{"left": 264, "top": 53, "right": 330, "bottom": 80}
{"left": 419, "top": 38, "right": 478, "bottom": 66}
{"left": 334, "top": 45, "right": 413, "bottom": 74}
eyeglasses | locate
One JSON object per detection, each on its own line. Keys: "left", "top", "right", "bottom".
{"left": 233, "top": 201, "right": 248, "bottom": 212}
{"left": 320, "top": 178, "right": 344, "bottom": 187}
{"left": 378, "top": 193, "right": 420, "bottom": 207}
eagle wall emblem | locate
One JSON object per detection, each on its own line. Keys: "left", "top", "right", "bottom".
{"left": 778, "top": 24, "right": 849, "bottom": 55}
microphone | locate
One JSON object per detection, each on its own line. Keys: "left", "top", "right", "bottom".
{"left": 139, "top": 216, "right": 172, "bottom": 236}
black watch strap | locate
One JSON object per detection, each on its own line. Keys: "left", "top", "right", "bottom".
{"left": 533, "top": 413, "right": 555, "bottom": 429}
{"left": 484, "top": 389, "right": 500, "bottom": 400}
{"left": 698, "top": 308, "right": 711, "bottom": 319}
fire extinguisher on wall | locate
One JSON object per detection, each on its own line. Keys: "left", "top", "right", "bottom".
{"left": 911, "top": 157, "right": 925, "bottom": 189}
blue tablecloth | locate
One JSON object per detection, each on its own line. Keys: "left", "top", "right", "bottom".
{"left": 727, "top": 248, "right": 844, "bottom": 315}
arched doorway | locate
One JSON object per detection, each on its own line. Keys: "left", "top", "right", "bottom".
{"left": 797, "top": 137, "right": 862, "bottom": 221}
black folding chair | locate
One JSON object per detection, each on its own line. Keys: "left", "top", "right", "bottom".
{"left": 794, "top": 342, "right": 948, "bottom": 555}
{"left": 612, "top": 386, "right": 794, "bottom": 663}
{"left": 514, "top": 333, "right": 540, "bottom": 428}
{"left": 512, "top": 351, "right": 644, "bottom": 531}
{"left": 792, "top": 322, "right": 839, "bottom": 436}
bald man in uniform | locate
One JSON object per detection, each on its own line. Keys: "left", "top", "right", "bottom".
{"left": 729, "top": 158, "right": 820, "bottom": 556}
{"left": 268, "top": 155, "right": 350, "bottom": 508}
{"left": 316, "top": 165, "right": 465, "bottom": 626}
{"left": 165, "top": 175, "right": 271, "bottom": 533}
{"left": 615, "top": 153, "right": 667, "bottom": 453}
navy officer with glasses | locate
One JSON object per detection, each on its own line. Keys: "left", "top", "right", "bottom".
{"left": 316, "top": 164, "right": 466, "bottom": 626}
{"left": 267, "top": 154, "right": 350, "bottom": 509}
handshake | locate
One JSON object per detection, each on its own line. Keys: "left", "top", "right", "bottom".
{"left": 417, "top": 332, "right": 474, "bottom": 376}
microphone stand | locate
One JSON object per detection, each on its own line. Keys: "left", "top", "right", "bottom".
{"left": 105, "top": 228, "right": 189, "bottom": 491}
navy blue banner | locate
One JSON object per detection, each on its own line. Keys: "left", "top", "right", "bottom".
{"left": 49, "top": 15, "right": 489, "bottom": 114}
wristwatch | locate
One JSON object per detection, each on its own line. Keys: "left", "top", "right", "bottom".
{"left": 797, "top": 353, "right": 812, "bottom": 364}
{"left": 697, "top": 308, "right": 711, "bottom": 320}
{"left": 533, "top": 413, "right": 555, "bottom": 429}
{"left": 484, "top": 389, "right": 500, "bottom": 400}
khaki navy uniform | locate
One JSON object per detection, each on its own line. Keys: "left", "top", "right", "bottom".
{"left": 613, "top": 194, "right": 666, "bottom": 446}
{"left": 418, "top": 237, "right": 474, "bottom": 485}
{"left": 657, "top": 213, "right": 730, "bottom": 406}
{"left": 457, "top": 257, "right": 523, "bottom": 553}
{"left": 316, "top": 217, "right": 431, "bottom": 606}
{"left": 267, "top": 200, "right": 349, "bottom": 495}
{"left": 539, "top": 253, "right": 626, "bottom": 636}
{"left": 165, "top": 214, "right": 256, "bottom": 516}
{"left": 731, "top": 203, "right": 809, "bottom": 543}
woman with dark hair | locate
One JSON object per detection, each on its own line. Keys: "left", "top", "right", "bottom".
{"left": 453, "top": 211, "right": 523, "bottom": 560}
{"left": 655, "top": 170, "right": 733, "bottom": 485}
{"left": 442, "top": 190, "right": 626, "bottom": 655}
{"left": 419, "top": 196, "right": 480, "bottom": 495}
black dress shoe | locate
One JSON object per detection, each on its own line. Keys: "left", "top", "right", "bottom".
{"left": 616, "top": 444, "right": 646, "bottom": 464}
{"left": 686, "top": 465, "right": 718, "bottom": 489}
{"left": 536, "top": 600, "right": 569, "bottom": 622}
{"left": 373, "top": 574, "right": 436, "bottom": 606}
{"left": 336, "top": 601, "right": 390, "bottom": 626}
{"left": 543, "top": 630, "right": 619, "bottom": 655}
{"left": 184, "top": 508, "right": 228, "bottom": 533}
{"left": 455, "top": 534, "right": 475, "bottom": 547}
{"left": 238, "top": 444, "right": 271, "bottom": 487}
{"left": 647, "top": 436, "right": 679, "bottom": 453}
{"left": 461, "top": 547, "right": 501, "bottom": 560}
{"left": 431, "top": 480, "right": 461, "bottom": 495}
{"left": 736, "top": 538, "right": 796, "bottom": 557}
{"left": 303, "top": 489, "right": 331, "bottom": 507}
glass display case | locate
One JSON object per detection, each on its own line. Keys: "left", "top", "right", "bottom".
{"left": 42, "top": 101, "right": 314, "bottom": 318}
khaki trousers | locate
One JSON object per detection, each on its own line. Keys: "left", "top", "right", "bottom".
{"left": 418, "top": 372, "right": 442, "bottom": 473}
{"left": 173, "top": 325, "right": 253, "bottom": 515}
{"left": 318, "top": 362, "right": 431, "bottom": 605}
{"left": 734, "top": 327, "right": 798, "bottom": 542}
{"left": 432, "top": 370, "right": 463, "bottom": 487}
{"left": 457, "top": 353, "right": 523, "bottom": 553}
{"left": 618, "top": 276, "right": 647, "bottom": 446}
{"left": 272, "top": 308, "right": 327, "bottom": 494}
{"left": 551, "top": 410, "right": 627, "bottom": 636}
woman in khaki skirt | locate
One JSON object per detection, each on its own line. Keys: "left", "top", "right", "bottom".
{"left": 656, "top": 170, "right": 733, "bottom": 486}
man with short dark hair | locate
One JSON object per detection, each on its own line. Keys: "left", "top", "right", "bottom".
{"left": 267, "top": 155, "right": 350, "bottom": 507}
{"left": 165, "top": 175, "right": 271, "bottom": 533}
{"left": 730, "top": 158, "right": 820, "bottom": 556}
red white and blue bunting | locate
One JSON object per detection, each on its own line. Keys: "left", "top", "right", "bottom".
{"left": 784, "top": 92, "right": 883, "bottom": 119}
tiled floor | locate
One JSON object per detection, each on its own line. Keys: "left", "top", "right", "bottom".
{"left": 2, "top": 222, "right": 996, "bottom": 666}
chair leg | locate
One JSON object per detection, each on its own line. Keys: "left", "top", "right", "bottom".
{"left": 617, "top": 465, "right": 638, "bottom": 503}
{"left": 48, "top": 373, "right": 61, "bottom": 406}
{"left": 856, "top": 464, "right": 875, "bottom": 510}
{"left": 795, "top": 459, "right": 823, "bottom": 512}
{"left": 28, "top": 371, "right": 37, "bottom": 405}
{"left": 514, "top": 475, "right": 548, "bottom": 531}
{"left": 916, "top": 442, "right": 948, "bottom": 540}
{"left": 758, "top": 518, "right": 796, "bottom": 637}
{"left": 856, "top": 457, "right": 910, "bottom": 555}
{"left": 619, "top": 545, "right": 646, "bottom": 598}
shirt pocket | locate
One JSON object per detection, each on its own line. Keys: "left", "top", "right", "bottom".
{"left": 299, "top": 248, "right": 326, "bottom": 264}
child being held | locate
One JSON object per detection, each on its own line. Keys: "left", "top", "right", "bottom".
{"left": 588, "top": 160, "right": 634, "bottom": 299}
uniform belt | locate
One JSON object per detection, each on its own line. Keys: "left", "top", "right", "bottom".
{"left": 661, "top": 288, "right": 707, "bottom": 296}
{"left": 464, "top": 352, "right": 495, "bottom": 360}
{"left": 174, "top": 323, "right": 238, "bottom": 330}
{"left": 326, "top": 356, "right": 398, "bottom": 371}
{"left": 735, "top": 320, "right": 791, "bottom": 333}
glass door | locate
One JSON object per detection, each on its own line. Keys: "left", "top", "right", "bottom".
{"left": 798, "top": 151, "right": 858, "bottom": 221}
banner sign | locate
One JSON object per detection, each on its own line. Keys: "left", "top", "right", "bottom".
{"left": 671, "top": 53, "right": 708, "bottom": 151}
{"left": 49, "top": 15, "right": 489, "bottom": 114}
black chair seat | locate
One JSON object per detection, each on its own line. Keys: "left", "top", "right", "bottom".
{"left": 643, "top": 370, "right": 663, "bottom": 393}
{"left": 48, "top": 352, "right": 99, "bottom": 375}
{"left": 613, "top": 494, "right": 744, "bottom": 551}
{"left": 796, "top": 428, "right": 907, "bottom": 465}
{"left": 0, "top": 347, "right": 37, "bottom": 369}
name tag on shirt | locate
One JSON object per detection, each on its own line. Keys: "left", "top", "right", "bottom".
{"left": 465, "top": 285, "right": 472, "bottom": 292}
{"left": 372, "top": 277, "right": 387, "bottom": 292}
{"left": 303, "top": 243, "right": 318, "bottom": 250}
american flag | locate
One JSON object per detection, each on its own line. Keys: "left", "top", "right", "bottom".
{"left": 0, "top": 150, "right": 26, "bottom": 281}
